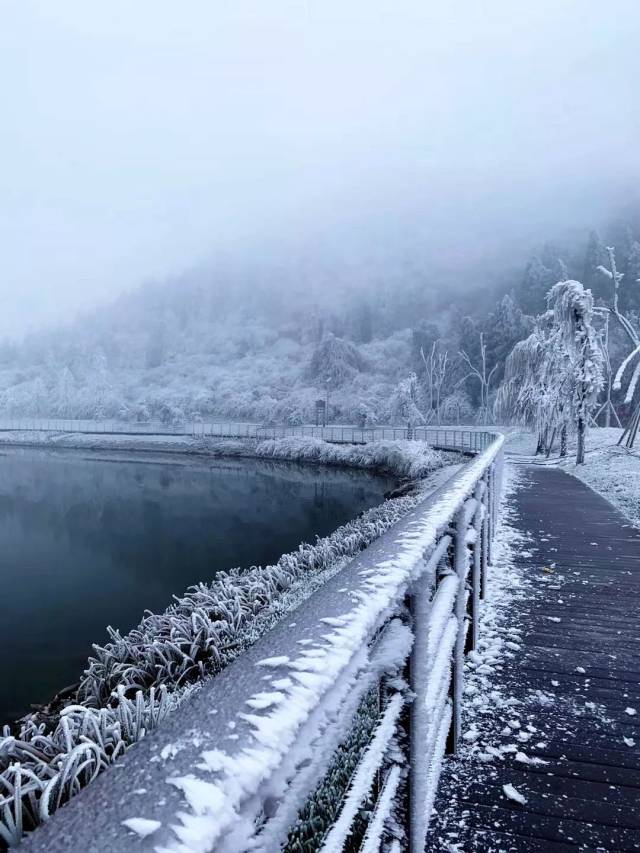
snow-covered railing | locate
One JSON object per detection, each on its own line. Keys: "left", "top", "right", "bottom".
{"left": 0, "top": 417, "right": 492, "bottom": 450}
{"left": 19, "top": 431, "right": 504, "bottom": 853}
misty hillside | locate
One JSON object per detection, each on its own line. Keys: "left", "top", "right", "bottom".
{"left": 2, "top": 211, "right": 640, "bottom": 426}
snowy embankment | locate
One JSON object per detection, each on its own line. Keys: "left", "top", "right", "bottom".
{"left": 0, "top": 430, "right": 449, "bottom": 480}
{"left": 0, "top": 434, "right": 456, "bottom": 846}
{"left": 254, "top": 436, "right": 452, "bottom": 479}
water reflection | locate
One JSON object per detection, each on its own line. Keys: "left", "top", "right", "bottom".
{"left": 0, "top": 448, "right": 393, "bottom": 722}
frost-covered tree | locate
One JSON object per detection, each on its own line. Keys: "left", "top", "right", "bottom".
{"left": 547, "top": 280, "right": 604, "bottom": 464}
{"left": 419, "top": 341, "right": 448, "bottom": 424}
{"left": 389, "top": 373, "right": 425, "bottom": 432}
{"left": 517, "top": 256, "right": 554, "bottom": 314}
{"left": 496, "top": 317, "right": 571, "bottom": 456}
{"left": 482, "top": 295, "right": 533, "bottom": 386}
{"left": 620, "top": 240, "right": 640, "bottom": 312}
{"left": 596, "top": 246, "right": 640, "bottom": 446}
{"left": 307, "top": 333, "right": 366, "bottom": 385}
{"left": 54, "top": 366, "right": 77, "bottom": 416}
{"left": 582, "top": 229, "right": 609, "bottom": 299}
{"left": 458, "top": 332, "right": 498, "bottom": 425}
{"left": 440, "top": 388, "right": 473, "bottom": 425}
{"left": 592, "top": 313, "right": 622, "bottom": 428}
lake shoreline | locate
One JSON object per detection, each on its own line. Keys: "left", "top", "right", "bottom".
{"left": 0, "top": 429, "right": 453, "bottom": 482}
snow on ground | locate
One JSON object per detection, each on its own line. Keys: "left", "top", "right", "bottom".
{"left": 504, "top": 426, "right": 640, "bottom": 530}
{"left": 561, "top": 443, "right": 640, "bottom": 529}
{"left": 428, "top": 463, "right": 543, "bottom": 849}
{"left": 502, "top": 425, "right": 623, "bottom": 457}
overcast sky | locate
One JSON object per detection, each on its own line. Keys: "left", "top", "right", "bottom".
{"left": 1, "top": 1, "right": 639, "bottom": 337}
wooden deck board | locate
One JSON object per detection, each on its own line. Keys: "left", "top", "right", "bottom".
{"left": 426, "top": 465, "right": 640, "bottom": 852}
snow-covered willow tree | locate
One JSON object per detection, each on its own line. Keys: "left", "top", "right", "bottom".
{"left": 497, "top": 281, "right": 603, "bottom": 463}
{"left": 547, "top": 280, "right": 604, "bottom": 464}
{"left": 495, "top": 318, "right": 570, "bottom": 456}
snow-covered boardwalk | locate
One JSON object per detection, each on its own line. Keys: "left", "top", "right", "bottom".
{"left": 428, "top": 466, "right": 640, "bottom": 852}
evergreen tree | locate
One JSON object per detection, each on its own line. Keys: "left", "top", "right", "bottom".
{"left": 482, "top": 295, "right": 533, "bottom": 386}
{"left": 517, "top": 256, "right": 554, "bottom": 314}
{"left": 582, "top": 230, "right": 608, "bottom": 300}
{"left": 620, "top": 241, "right": 640, "bottom": 312}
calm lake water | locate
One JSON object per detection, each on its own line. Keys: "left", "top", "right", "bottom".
{"left": 0, "top": 448, "right": 394, "bottom": 723}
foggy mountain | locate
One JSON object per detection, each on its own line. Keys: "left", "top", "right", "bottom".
{"left": 2, "top": 2, "right": 640, "bottom": 424}
{"left": 1, "top": 204, "right": 639, "bottom": 426}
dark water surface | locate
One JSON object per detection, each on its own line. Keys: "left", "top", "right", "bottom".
{"left": 0, "top": 448, "right": 394, "bottom": 723}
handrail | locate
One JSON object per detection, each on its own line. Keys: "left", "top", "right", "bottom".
{"left": 0, "top": 418, "right": 494, "bottom": 452}
{"left": 18, "top": 430, "right": 505, "bottom": 853}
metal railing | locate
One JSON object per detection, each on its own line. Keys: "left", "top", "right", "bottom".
{"left": 21, "top": 430, "right": 504, "bottom": 853}
{"left": 0, "top": 417, "right": 494, "bottom": 453}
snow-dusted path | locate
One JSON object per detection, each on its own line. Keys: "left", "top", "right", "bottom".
{"left": 428, "top": 465, "right": 640, "bottom": 852}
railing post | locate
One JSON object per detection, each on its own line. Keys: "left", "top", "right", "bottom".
{"left": 481, "top": 471, "right": 490, "bottom": 600}
{"left": 468, "top": 482, "right": 483, "bottom": 651}
{"left": 448, "top": 506, "right": 468, "bottom": 753}
{"left": 486, "top": 466, "right": 494, "bottom": 566}
{"left": 409, "top": 572, "right": 431, "bottom": 852}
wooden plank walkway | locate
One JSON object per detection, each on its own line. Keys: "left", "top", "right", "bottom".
{"left": 427, "top": 465, "right": 640, "bottom": 852}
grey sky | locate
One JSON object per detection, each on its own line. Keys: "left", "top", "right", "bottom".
{"left": 1, "top": 1, "right": 639, "bottom": 336}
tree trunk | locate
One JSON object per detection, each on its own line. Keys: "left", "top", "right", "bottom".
{"left": 576, "top": 416, "right": 586, "bottom": 464}
{"left": 545, "top": 428, "right": 556, "bottom": 458}
{"left": 560, "top": 424, "right": 567, "bottom": 457}
{"left": 535, "top": 427, "right": 547, "bottom": 456}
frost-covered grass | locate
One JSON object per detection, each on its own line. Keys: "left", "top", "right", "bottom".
{"left": 0, "top": 446, "right": 453, "bottom": 847}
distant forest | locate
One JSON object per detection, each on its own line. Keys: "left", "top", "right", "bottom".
{"left": 2, "top": 206, "right": 640, "bottom": 427}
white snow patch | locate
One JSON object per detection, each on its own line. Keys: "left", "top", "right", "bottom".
{"left": 121, "top": 817, "right": 162, "bottom": 838}
{"left": 502, "top": 783, "right": 527, "bottom": 805}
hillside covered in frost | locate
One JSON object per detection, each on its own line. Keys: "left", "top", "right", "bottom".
{"left": 1, "top": 212, "right": 639, "bottom": 426}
